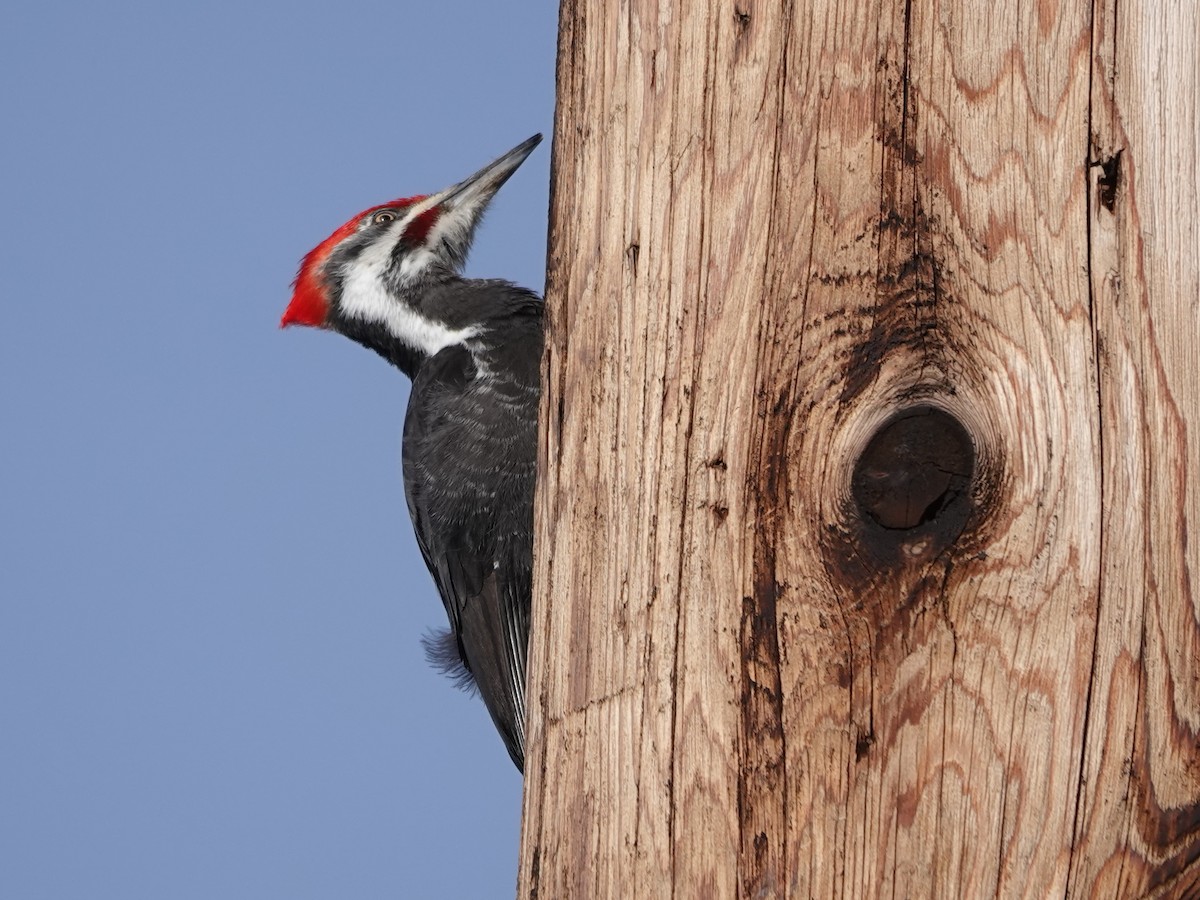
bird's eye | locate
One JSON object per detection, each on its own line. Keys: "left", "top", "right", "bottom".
{"left": 372, "top": 210, "right": 398, "bottom": 225}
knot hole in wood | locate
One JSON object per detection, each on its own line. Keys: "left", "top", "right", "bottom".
{"left": 849, "top": 406, "right": 975, "bottom": 559}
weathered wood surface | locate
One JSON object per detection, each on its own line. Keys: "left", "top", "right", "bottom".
{"left": 519, "top": 0, "right": 1199, "bottom": 897}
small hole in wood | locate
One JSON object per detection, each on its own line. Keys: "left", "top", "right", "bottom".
{"left": 1096, "top": 150, "right": 1122, "bottom": 212}
{"left": 851, "top": 406, "right": 974, "bottom": 531}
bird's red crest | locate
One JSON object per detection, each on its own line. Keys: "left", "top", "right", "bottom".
{"left": 280, "top": 196, "right": 428, "bottom": 328}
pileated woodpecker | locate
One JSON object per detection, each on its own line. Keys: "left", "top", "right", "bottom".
{"left": 281, "top": 135, "right": 544, "bottom": 771}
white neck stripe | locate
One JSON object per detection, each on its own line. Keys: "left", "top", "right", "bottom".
{"left": 338, "top": 227, "right": 477, "bottom": 356}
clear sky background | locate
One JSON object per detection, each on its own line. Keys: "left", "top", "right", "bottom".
{"left": 1, "top": 2, "right": 557, "bottom": 896}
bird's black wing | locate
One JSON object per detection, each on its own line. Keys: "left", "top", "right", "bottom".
{"left": 401, "top": 342, "right": 536, "bottom": 771}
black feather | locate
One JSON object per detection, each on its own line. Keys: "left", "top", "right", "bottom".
{"left": 420, "top": 628, "right": 478, "bottom": 693}
{"left": 398, "top": 280, "right": 542, "bottom": 772}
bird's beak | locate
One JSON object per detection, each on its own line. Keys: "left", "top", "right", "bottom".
{"left": 412, "top": 134, "right": 543, "bottom": 270}
{"left": 435, "top": 133, "right": 543, "bottom": 213}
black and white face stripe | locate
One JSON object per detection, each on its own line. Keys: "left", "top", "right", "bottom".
{"left": 337, "top": 218, "right": 482, "bottom": 357}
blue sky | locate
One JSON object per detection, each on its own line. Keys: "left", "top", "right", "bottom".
{"left": 1, "top": 2, "right": 557, "bottom": 896}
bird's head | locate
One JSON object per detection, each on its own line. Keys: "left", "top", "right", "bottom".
{"left": 281, "top": 134, "right": 542, "bottom": 370}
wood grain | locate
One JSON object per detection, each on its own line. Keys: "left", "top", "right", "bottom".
{"left": 519, "top": 0, "right": 1199, "bottom": 896}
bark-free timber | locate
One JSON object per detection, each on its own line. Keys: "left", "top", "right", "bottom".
{"left": 520, "top": 1, "right": 1200, "bottom": 896}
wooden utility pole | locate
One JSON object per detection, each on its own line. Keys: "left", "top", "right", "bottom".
{"left": 519, "top": 0, "right": 1199, "bottom": 896}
